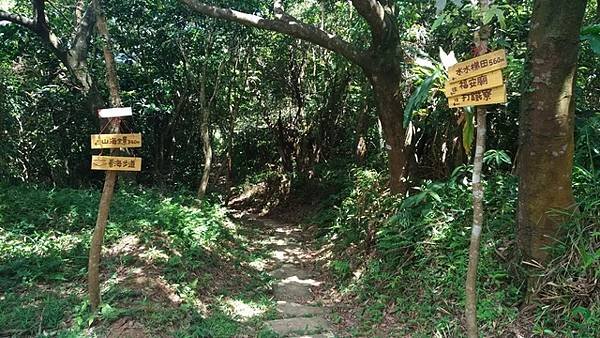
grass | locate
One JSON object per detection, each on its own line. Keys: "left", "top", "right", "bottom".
{"left": 0, "top": 183, "right": 276, "bottom": 336}
{"left": 310, "top": 162, "right": 599, "bottom": 337}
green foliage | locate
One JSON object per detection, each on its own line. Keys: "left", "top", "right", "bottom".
{"left": 529, "top": 167, "right": 600, "bottom": 337}
{"left": 581, "top": 24, "right": 600, "bottom": 54}
{"left": 0, "top": 184, "right": 273, "bottom": 336}
{"left": 403, "top": 66, "right": 444, "bottom": 128}
{"left": 315, "top": 159, "right": 597, "bottom": 335}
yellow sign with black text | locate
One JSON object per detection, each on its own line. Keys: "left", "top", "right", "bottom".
{"left": 445, "top": 70, "right": 504, "bottom": 97}
{"left": 91, "top": 133, "right": 142, "bottom": 149}
{"left": 448, "top": 85, "right": 507, "bottom": 108}
{"left": 91, "top": 156, "right": 142, "bottom": 171}
{"left": 447, "top": 49, "right": 507, "bottom": 82}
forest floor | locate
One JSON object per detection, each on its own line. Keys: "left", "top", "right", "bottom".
{"left": 0, "top": 183, "right": 340, "bottom": 337}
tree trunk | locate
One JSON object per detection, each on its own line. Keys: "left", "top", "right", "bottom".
{"left": 465, "top": 108, "right": 487, "bottom": 338}
{"left": 369, "top": 70, "right": 408, "bottom": 194}
{"left": 88, "top": 0, "right": 123, "bottom": 311}
{"left": 465, "top": 9, "right": 491, "bottom": 335}
{"left": 517, "top": 0, "right": 586, "bottom": 274}
{"left": 197, "top": 72, "right": 212, "bottom": 199}
{"left": 355, "top": 100, "right": 369, "bottom": 164}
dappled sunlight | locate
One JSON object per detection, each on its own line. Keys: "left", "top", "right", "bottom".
{"left": 279, "top": 275, "right": 321, "bottom": 287}
{"left": 222, "top": 298, "right": 268, "bottom": 320}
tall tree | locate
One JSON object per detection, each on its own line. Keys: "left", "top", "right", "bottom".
{"left": 0, "top": 0, "right": 96, "bottom": 93}
{"left": 518, "top": 0, "right": 587, "bottom": 281}
{"left": 179, "top": 0, "right": 410, "bottom": 193}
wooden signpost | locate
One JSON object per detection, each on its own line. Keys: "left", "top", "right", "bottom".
{"left": 444, "top": 50, "right": 508, "bottom": 108}
{"left": 445, "top": 69, "right": 503, "bottom": 97}
{"left": 91, "top": 107, "right": 142, "bottom": 172}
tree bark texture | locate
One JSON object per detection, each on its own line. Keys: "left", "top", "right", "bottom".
{"left": 88, "top": 0, "right": 123, "bottom": 311}
{"left": 369, "top": 66, "right": 409, "bottom": 194}
{"left": 197, "top": 57, "right": 226, "bottom": 199}
{"left": 197, "top": 71, "right": 212, "bottom": 199}
{"left": 517, "top": 0, "right": 586, "bottom": 270}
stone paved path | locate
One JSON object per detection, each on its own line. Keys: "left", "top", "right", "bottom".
{"left": 248, "top": 217, "right": 334, "bottom": 338}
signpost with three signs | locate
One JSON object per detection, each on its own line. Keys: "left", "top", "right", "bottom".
{"left": 91, "top": 107, "right": 142, "bottom": 172}
{"left": 444, "top": 49, "right": 508, "bottom": 108}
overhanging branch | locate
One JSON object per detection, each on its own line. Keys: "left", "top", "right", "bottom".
{"left": 0, "top": 10, "right": 36, "bottom": 30}
{"left": 1, "top": 1, "right": 96, "bottom": 92}
{"left": 180, "top": 0, "right": 369, "bottom": 68}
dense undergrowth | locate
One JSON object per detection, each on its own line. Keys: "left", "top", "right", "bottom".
{"left": 310, "top": 160, "right": 599, "bottom": 337}
{"left": 0, "top": 184, "right": 275, "bottom": 337}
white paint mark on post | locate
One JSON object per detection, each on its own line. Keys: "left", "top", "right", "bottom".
{"left": 98, "top": 107, "right": 132, "bottom": 118}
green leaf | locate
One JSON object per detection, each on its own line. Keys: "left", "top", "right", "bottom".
{"left": 482, "top": 11, "right": 495, "bottom": 25}
{"left": 496, "top": 10, "right": 506, "bottom": 29}
{"left": 432, "top": 13, "right": 446, "bottom": 31}
{"left": 401, "top": 191, "right": 428, "bottom": 209}
{"left": 580, "top": 25, "right": 600, "bottom": 54}
{"left": 462, "top": 111, "right": 475, "bottom": 153}
{"left": 403, "top": 70, "right": 441, "bottom": 127}
{"left": 582, "top": 34, "right": 600, "bottom": 54}
{"left": 428, "top": 191, "right": 442, "bottom": 203}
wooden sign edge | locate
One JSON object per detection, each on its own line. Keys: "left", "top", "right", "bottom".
{"left": 448, "top": 85, "right": 507, "bottom": 108}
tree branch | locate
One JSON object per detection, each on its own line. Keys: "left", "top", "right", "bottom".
{"left": 70, "top": 4, "right": 95, "bottom": 58}
{"left": 350, "top": 0, "right": 398, "bottom": 48}
{"left": 29, "top": 0, "right": 64, "bottom": 57}
{"left": 1, "top": 1, "right": 96, "bottom": 92}
{"left": 0, "top": 10, "right": 36, "bottom": 30}
{"left": 180, "top": 0, "right": 369, "bottom": 68}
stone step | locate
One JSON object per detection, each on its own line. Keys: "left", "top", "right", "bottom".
{"left": 264, "top": 317, "right": 330, "bottom": 337}
{"left": 269, "top": 264, "right": 315, "bottom": 279}
{"left": 276, "top": 301, "right": 325, "bottom": 318}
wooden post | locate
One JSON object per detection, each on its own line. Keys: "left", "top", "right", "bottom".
{"left": 88, "top": 0, "right": 123, "bottom": 311}
{"left": 465, "top": 0, "right": 490, "bottom": 336}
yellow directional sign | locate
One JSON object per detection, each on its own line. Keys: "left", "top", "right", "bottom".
{"left": 447, "top": 49, "right": 507, "bottom": 82}
{"left": 91, "top": 156, "right": 142, "bottom": 171}
{"left": 91, "top": 133, "right": 142, "bottom": 149}
{"left": 448, "top": 85, "right": 507, "bottom": 108}
{"left": 445, "top": 70, "right": 504, "bottom": 97}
